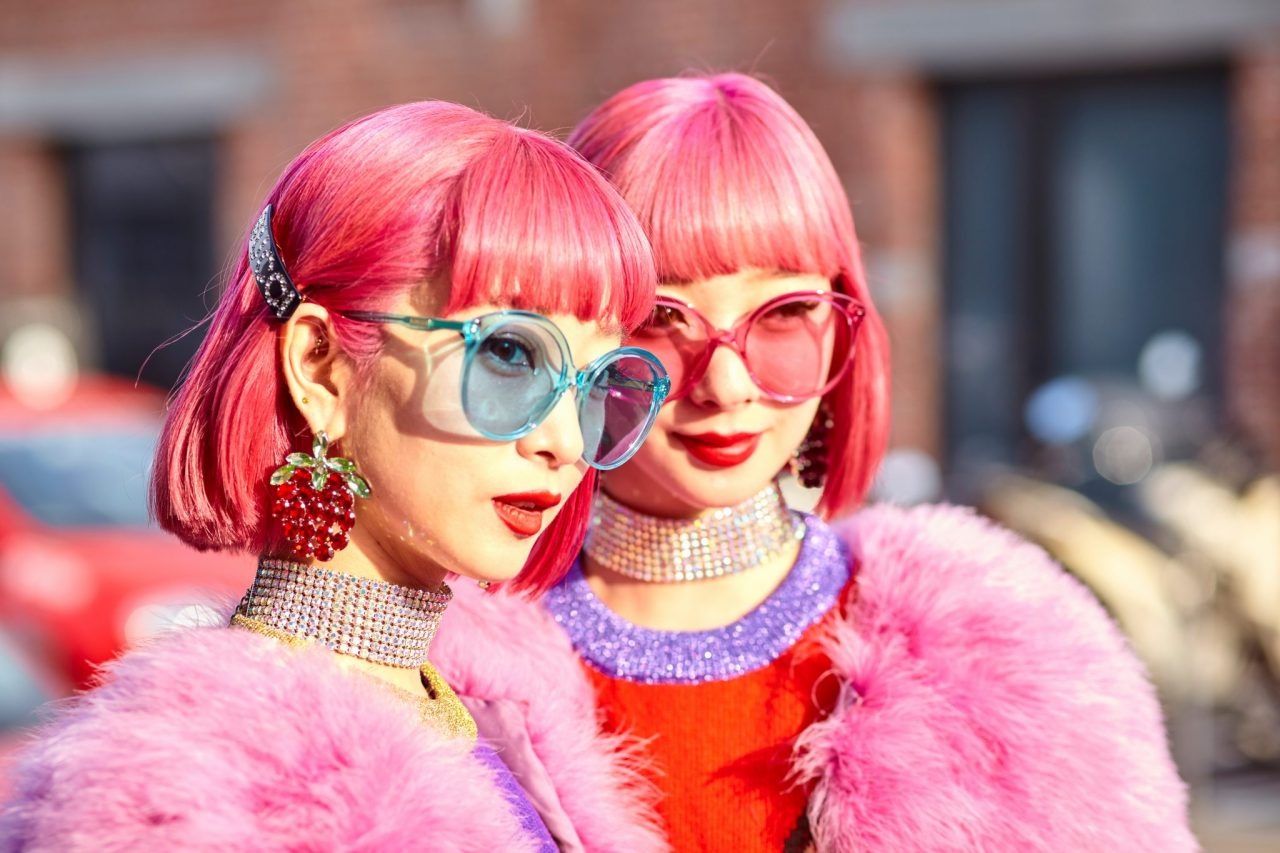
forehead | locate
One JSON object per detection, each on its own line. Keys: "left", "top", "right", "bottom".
{"left": 405, "top": 282, "right": 626, "bottom": 338}
{"left": 397, "top": 288, "right": 623, "bottom": 367}
{"left": 657, "top": 269, "right": 830, "bottom": 321}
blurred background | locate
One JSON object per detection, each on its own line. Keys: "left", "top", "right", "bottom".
{"left": 0, "top": 0, "right": 1277, "bottom": 847}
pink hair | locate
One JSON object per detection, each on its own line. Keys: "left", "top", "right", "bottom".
{"left": 567, "top": 73, "right": 891, "bottom": 518}
{"left": 152, "top": 101, "right": 655, "bottom": 594}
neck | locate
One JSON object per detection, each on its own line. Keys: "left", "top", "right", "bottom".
{"left": 581, "top": 483, "right": 805, "bottom": 630}
{"left": 316, "top": 529, "right": 451, "bottom": 592}
{"left": 587, "top": 483, "right": 799, "bottom": 582}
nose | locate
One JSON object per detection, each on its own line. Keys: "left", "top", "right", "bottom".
{"left": 686, "top": 337, "right": 759, "bottom": 410}
{"left": 515, "top": 388, "right": 586, "bottom": 469}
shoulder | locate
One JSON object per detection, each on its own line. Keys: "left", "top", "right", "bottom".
{"left": 435, "top": 580, "right": 590, "bottom": 708}
{"left": 0, "top": 625, "right": 534, "bottom": 851}
{"left": 797, "top": 502, "right": 1196, "bottom": 851}
{"left": 834, "top": 501, "right": 1123, "bottom": 642}
{"left": 434, "top": 582, "right": 668, "bottom": 853}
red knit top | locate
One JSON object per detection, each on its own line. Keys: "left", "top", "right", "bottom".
{"left": 583, "top": 594, "right": 849, "bottom": 851}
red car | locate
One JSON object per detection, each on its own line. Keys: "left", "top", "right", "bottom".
{"left": 0, "top": 375, "right": 252, "bottom": 696}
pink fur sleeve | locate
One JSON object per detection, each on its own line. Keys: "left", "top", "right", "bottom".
{"left": 433, "top": 584, "right": 669, "bottom": 853}
{"left": 794, "top": 503, "right": 1198, "bottom": 852}
{"left": 0, "top": 627, "right": 538, "bottom": 851}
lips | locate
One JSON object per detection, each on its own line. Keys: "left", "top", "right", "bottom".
{"left": 492, "top": 491, "right": 562, "bottom": 537}
{"left": 674, "top": 432, "right": 762, "bottom": 468}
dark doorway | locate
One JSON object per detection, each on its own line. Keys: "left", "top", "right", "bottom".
{"left": 942, "top": 67, "right": 1229, "bottom": 501}
{"left": 67, "top": 138, "right": 219, "bottom": 392}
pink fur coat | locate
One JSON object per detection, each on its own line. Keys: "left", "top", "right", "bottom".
{"left": 436, "top": 503, "right": 1198, "bottom": 852}
{"left": 0, "top": 612, "right": 664, "bottom": 851}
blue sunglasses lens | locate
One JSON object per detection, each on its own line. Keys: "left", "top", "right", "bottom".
{"left": 461, "top": 316, "right": 667, "bottom": 469}
{"left": 462, "top": 317, "right": 564, "bottom": 439}
{"left": 579, "top": 351, "right": 666, "bottom": 470}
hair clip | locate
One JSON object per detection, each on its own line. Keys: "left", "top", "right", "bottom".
{"left": 248, "top": 203, "right": 302, "bottom": 320}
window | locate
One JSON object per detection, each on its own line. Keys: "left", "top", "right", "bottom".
{"left": 67, "top": 138, "right": 218, "bottom": 392}
{"left": 942, "top": 68, "right": 1229, "bottom": 505}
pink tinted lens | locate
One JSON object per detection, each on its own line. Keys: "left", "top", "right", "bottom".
{"left": 744, "top": 294, "right": 850, "bottom": 399}
{"left": 630, "top": 302, "right": 706, "bottom": 398}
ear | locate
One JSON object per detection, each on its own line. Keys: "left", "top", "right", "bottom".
{"left": 280, "top": 303, "right": 354, "bottom": 441}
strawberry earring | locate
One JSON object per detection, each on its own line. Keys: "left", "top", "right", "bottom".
{"left": 269, "top": 431, "right": 371, "bottom": 561}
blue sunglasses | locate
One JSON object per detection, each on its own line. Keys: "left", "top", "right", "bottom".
{"left": 342, "top": 309, "right": 670, "bottom": 470}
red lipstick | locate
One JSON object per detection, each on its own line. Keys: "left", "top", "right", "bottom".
{"left": 674, "top": 432, "right": 762, "bottom": 468}
{"left": 492, "top": 491, "right": 562, "bottom": 537}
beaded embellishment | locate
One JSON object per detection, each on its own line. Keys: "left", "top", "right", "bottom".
{"left": 547, "top": 513, "right": 851, "bottom": 684}
{"left": 585, "top": 484, "right": 804, "bottom": 583}
{"left": 249, "top": 204, "right": 302, "bottom": 320}
{"left": 234, "top": 558, "right": 450, "bottom": 668}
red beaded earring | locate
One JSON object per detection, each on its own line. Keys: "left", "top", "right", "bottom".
{"left": 269, "top": 431, "right": 371, "bottom": 561}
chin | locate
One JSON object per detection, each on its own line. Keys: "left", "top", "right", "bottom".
{"left": 643, "top": 458, "right": 780, "bottom": 511}
{"left": 679, "top": 474, "right": 776, "bottom": 508}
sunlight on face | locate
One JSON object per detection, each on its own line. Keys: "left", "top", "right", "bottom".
{"left": 342, "top": 294, "right": 621, "bottom": 586}
{"left": 603, "top": 270, "right": 831, "bottom": 518}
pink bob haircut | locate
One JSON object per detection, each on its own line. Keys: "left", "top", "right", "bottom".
{"left": 152, "top": 100, "right": 656, "bottom": 595}
{"left": 567, "top": 72, "right": 892, "bottom": 519}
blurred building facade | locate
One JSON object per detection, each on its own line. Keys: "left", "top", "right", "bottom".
{"left": 2, "top": 0, "right": 1280, "bottom": 844}
{"left": 1, "top": 0, "right": 1277, "bottom": 475}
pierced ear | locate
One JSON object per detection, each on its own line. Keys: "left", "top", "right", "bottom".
{"left": 280, "top": 303, "right": 351, "bottom": 441}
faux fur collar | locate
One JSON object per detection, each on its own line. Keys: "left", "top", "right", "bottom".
{"left": 434, "top": 583, "right": 668, "bottom": 853}
{"left": 434, "top": 503, "right": 1196, "bottom": 852}
{"left": 794, "top": 503, "right": 1197, "bottom": 851}
{"left": 0, "top": 625, "right": 541, "bottom": 851}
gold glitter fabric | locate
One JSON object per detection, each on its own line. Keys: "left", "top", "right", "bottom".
{"left": 230, "top": 614, "right": 478, "bottom": 743}
{"left": 585, "top": 483, "right": 804, "bottom": 582}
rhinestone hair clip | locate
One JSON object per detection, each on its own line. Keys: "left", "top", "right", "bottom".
{"left": 585, "top": 484, "right": 804, "bottom": 583}
{"left": 248, "top": 203, "right": 302, "bottom": 320}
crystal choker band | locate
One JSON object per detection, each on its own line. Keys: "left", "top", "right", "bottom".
{"left": 233, "top": 558, "right": 451, "bottom": 668}
{"left": 585, "top": 483, "right": 803, "bottom": 583}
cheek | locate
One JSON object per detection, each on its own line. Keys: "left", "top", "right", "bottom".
{"left": 774, "top": 399, "right": 822, "bottom": 450}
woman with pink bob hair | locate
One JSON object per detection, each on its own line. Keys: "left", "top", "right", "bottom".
{"left": 433, "top": 75, "right": 1197, "bottom": 850}
{"left": 0, "top": 101, "right": 672, "bottom": 851}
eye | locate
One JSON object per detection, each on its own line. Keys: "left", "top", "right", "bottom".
{"left": 757, "top": 298, "right": 827, "bottom": 328}
{"left": 638, "top": 303, "right": 690, "bottom": 335}
{"left": 478, "top": 333, "right": 538, "bottom": 374}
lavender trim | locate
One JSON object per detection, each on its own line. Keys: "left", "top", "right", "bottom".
{"left": 473, "top": 745, "right": 557, "bottom": 851}
{"left": 545, "top": 513, "right": 851, "bottom": 684}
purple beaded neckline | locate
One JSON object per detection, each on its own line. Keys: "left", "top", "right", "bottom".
{"left": 545, "top": 513, "right": 851, "bottom": 684}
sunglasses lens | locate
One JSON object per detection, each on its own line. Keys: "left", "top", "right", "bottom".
{"left": 461, "top": 317, "right": 564, "bottom": 438}
{"left": 632, "top": 302, "right": 704, "bottom": 398}
{"left": 579, "top": 352, "right": 666, "bottom": 469}
{"left": 745, "top": 293, "right": 855, "bottom": 400}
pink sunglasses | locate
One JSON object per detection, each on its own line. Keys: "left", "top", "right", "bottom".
{"left": 630, "top": 290, "right": 865, "bottom": 402}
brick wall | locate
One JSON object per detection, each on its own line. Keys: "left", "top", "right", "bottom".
{"left": 1227, "top": 34, "right": 1280, "bottom": 466}
{"left": 0, "top": 0, "right": 1274, "bottom": 465}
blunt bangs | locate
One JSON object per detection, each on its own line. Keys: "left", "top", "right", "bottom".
{"left": 440, "top": 128, "right": 655, "bottom": 333}
{"left": 577, "top": 75, "right": 851, "bottom": 285}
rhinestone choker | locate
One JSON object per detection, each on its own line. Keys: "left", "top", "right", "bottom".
{"left": 232, "top": 558, "right": 451, "bottom": 668}
{"left": 585, "top": 483, "right": 803, "bottom": 583}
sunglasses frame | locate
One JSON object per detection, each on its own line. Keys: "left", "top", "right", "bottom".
{"left": 639, "top": 289, "right": 866, "bottom": 402}
{"left": 340, "top": 309, "right": 670, "bottom": 470}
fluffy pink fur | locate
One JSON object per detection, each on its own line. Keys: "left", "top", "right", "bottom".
{"left": 433, "top": 584, "right": 667, "bottom": 853}
{"left": 432, "top": 503, "right": 1195, "bottom": 851}
{"left": 0, "top": 625, "right": 621, "bottom": 851}
{"left": 793, "top": 503, "right": 1198, "bottom": 851}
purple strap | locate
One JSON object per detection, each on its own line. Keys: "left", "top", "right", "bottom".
{"left": 472, "top": 743, "right": 558, "bottom": 851}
